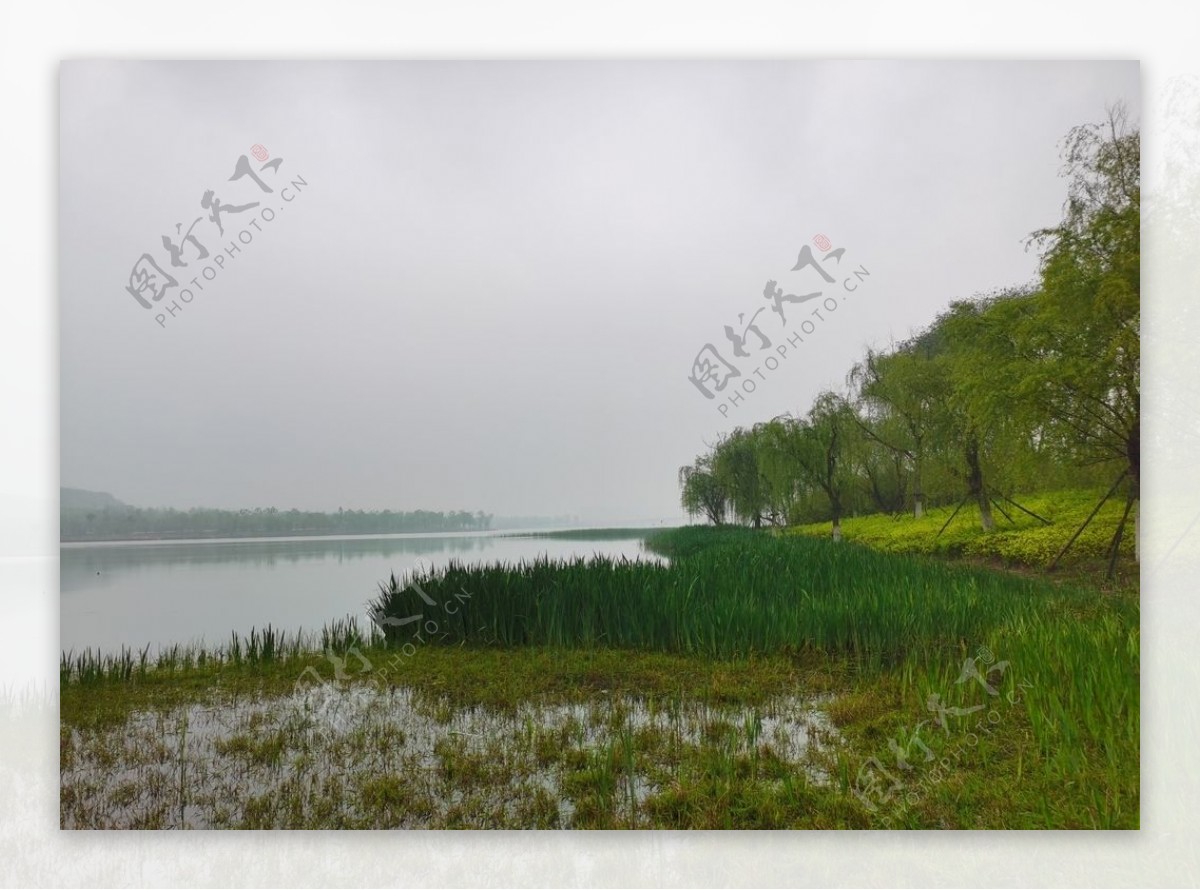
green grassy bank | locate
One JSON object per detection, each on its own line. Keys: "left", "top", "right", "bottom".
{"left": 61, "top": 524, "right": 1138, "bottom": 829}
{"left": 789, "top": 488, "right": 1138, "bottom": 576}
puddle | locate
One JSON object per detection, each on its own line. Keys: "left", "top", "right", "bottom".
{"left": 61, "top": 685, "right": 841, "bottom": 829}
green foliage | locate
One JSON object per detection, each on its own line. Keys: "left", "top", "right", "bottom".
{"left": 1023, "top": 107, "right": 1140, "bottom": 478}
{"left": 62, "top": 527, "right": 1138, "bottom": 828}
{"left": 678, "top": 453, "right": 729, "bottom": 525}
{"left": 368, "top": 525, "right": 1136, "bottom": 814}
{"left": 790, "top": 489, "right": 1135, "bottom": 567}
{"left": 60, "top": 617, "right": 379, "bottom": 686}
{"left": 678, "top": 106, "right": 1140, "bottom": 567}
{"left": 375, "top": 525, "right": 1066, "bottom": 665}
{"left": 711, "top": 427, "right": 772, "bottom": 527}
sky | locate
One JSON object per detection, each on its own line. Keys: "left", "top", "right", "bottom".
{"left": 59, "top": 60, "right": 1140, "bottom": 523}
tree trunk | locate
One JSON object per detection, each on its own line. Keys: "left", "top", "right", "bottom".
{"left": 913, "top": 450, "right": 925, "bottom": 519}
{"left": 964, "top": 432, "right": 994, "bottom": 533}
{"left": 977, "top": 491, "right": 995, "bottom": 533}
{"left": 864, "top": 464, "right": 888, "bottom": 513}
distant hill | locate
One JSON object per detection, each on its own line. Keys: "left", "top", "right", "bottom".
{"left": 59, "top": 493, "right": 495, "bottom": 542}
{"left": 60, "top": 488, "right": 128, "bottom": 511}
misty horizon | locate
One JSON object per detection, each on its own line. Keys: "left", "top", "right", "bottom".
{"left": 60, "top": 61, "right": 1140, "bottom": 521}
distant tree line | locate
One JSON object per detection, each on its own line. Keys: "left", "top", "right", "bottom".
{"left": 61, "top": 505, "right": 494, "bottom": 541}
{"left": 679, "top": 106, "right": 1139, "bottom": 569}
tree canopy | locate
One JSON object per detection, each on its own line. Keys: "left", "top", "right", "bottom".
{"left": 678, "top": 104, "right": 1140, "bottom": 571}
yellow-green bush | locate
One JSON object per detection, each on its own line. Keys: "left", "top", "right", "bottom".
{"left": 789, "top": 489, "right": 1136, "bottom": 568}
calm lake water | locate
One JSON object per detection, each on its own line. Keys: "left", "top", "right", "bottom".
{"left": 60, "top": 530, "right": 664, "bottom": 655}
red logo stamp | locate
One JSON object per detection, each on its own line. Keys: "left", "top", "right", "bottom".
{"left": 251, "top": 144, "right": 270, "bottom": 162}
{"left": 813, "top": 233, "right": 832, "bottom": 252}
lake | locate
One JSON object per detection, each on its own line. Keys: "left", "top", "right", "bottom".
{"left": 60, "top": 530, "right": 664, "bottom": 655}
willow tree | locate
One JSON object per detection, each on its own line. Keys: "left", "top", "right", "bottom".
{"left": 935, "top": 296, "right": 1040, "bottom": 534}
{"left": 755, "top": 417, "right": 809, "bottom": 526}
{"left": 997, "top": 105, "right": 1141, "bottom": 571}
{"left": 847, "top": 410, "right": 910, "bottom": 515}
{"left": 711, "top": 427, "right": 771, "bottom": 528}
{"left": 850, "top": 337, "right": 948, "bottom": 518}
{"left": 932, "top": 107, "right": 1139, "bottom": 571}
{"left": 678, "top": 452, "right": 729, "bottom": 526}
{"left": 789, "top": 392, "right": 859, "bottom": 541}
{"left": 1036, "top": 105, "right": 1139, "bottom": 571}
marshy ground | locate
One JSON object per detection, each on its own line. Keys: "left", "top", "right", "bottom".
{"left": 61, "top": 524, "right": 1139, "bottom": 829}
{"left": 61, "top": 664, "right": 839, "bottom": 829}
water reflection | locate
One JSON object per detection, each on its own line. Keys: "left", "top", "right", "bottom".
{"left": 61, "top": 531, "right": 660, "bottom": 654}
{"left": 61, "top": 533, "right": 508, "bottom": 587}
{"left": 61, "top": 686, "right": 839, "bottom": 829}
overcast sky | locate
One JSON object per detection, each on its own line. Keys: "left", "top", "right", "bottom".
{"left": 59, "top": 60, "right": 1139, "bottom": 522}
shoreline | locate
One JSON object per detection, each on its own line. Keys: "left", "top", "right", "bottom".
{"left": 60, "top": 525, "right": 675, "bottom": 546}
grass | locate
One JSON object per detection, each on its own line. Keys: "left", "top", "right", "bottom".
{"left": 60, "top": 644, "right": 1135, "bottom": 828}
{"left": 373, "top": 526, "right": 1085, "bottom": 664}
{"left": 60, "top": 617, "right": 381, "bottom": 688}
{"left": 61, "top": 522, "right": 1139, "bottom": 829}
{"left": 788, "top": 488, "right": 1138, "bottom": 575}
{"left": 364, "top": 526, "right": 1137, "bottom": 825}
